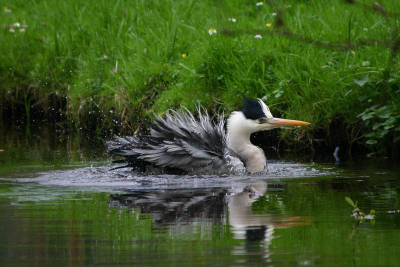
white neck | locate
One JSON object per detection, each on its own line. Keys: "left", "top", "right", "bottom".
{"left": 226, "top": 112, "right": 266, "bottom": 173}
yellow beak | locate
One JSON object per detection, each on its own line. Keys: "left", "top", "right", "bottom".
{"left": 266, "top": 118, "right": 310, "bottom": 126}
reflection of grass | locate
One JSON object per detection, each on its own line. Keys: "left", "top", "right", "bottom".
{"left": 0, "top": 129, "right": 108, "bottom": 175}
{"left": 1, "top": 0, "right": 399, "bottom": 151}
{"left": 251, "top": 194, "right": 286, "bottom": 215}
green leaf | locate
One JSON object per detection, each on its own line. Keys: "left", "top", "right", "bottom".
{"left": 366, "top": 132, "right": 376, "bottom": 137}
{"left": 377, "top": 105, "right": 389, "bottom": 111}
{"left": 361, "top": 113, "right": 373, "bottom": 121}
{"left": 370, "top": 209, "right": 376, "bottom": 215}
{"left": 358, "top": 95, "right": 367, "bottom": 102}
{"left": 344, "top": 89, "right": 352, "bottom": 97}
{"left": 366, "top": 139, "right": 377, "bottom": 145}
{"left": 378, "top": 110, "right": 392, "bottom": 119}
{"left": 345, "top": 197, "right": 355, "bottom": 207}
{"left": 379, "top": 129, "right": 389, "bottom": 138}
{"left": 384, "top": 117, "right": 396, "bottom": 125}
{"left": 354, "top": 76, "right": 369, "bottom": 87}
{"left": 373, "top": 123, "right": 382, "bottom": 130}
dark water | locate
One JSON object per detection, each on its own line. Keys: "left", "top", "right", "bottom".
{"left": 1, "top": 130, "right": 400, "bottom": 266}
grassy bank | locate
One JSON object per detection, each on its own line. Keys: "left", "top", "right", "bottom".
{"left": 1, "top": 0, "right": 399, "bottom": 153}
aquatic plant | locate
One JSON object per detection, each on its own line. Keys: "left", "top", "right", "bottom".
{"left": 345, "top": 197, "right": 375, "bottom": 226}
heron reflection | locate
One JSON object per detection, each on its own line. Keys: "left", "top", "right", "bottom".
{"left": 108, "top": 182, "right": 309, "bottom": 263}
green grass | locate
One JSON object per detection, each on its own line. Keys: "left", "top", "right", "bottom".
{"left": 1, "top": 0, "right": 399, "bottom": 153}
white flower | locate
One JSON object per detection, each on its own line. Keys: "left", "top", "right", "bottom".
{"left": 256, "top": 2, "right": 263, "bottom": 6}
{"left": 9, "top": 28, "right": 15, "bottom": 33}
{"left": 228, "top": 18, "right": 236, "bottom": 22}
{"left": 14, "top": 22, "right": 21, "bottom": 27}
{"left": 254, "top": 34, "right": 262, "bottom": 39}
{"left": 363, "top": 28, "right": 368, "bottom": 31}
{"left": 208, "top": 28, "right": 217, "bottom": 35}
{"left": 20, "top": 28, "right": 25, "bottom": 32}
{"left": 272, "top": 13, "right": 278, "bottom": 16}
{"left": 4, "top": 8, "right": 11, "bottom": 13}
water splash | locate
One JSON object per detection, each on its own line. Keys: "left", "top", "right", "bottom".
{"left": 0, "top": 161, "right": 333, "bottom": 190}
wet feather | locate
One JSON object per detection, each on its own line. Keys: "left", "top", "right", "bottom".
{"left": 107, "top": 106, "right": 234, "bottom": 174}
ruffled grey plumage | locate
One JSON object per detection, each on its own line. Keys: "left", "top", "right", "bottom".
{"left": 107, "top": 97, "right": 310, "bottom": 174}
{"left": 107, "top": 107, "right": 244, "bottom": 174}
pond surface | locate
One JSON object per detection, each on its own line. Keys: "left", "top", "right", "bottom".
{"left": 1, "top": 130, "right": 399, "bottom": 266}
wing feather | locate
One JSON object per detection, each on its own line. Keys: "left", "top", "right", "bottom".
{"left": 107, "top": 106, "right": 228, "bottom": 173}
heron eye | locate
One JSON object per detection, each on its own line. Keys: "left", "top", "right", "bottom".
{"left": 258, "top": 118, "right": 263, "bottom": 123}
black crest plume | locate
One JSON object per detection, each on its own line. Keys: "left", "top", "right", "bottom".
{"left": 241, "top": 96, "right": 266, "bottom": 120}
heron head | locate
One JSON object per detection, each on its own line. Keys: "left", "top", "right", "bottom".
{"left": 241, "top": 96, "right": 310, "bottom": 133}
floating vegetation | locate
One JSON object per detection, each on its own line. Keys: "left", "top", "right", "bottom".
{"left": 345, "top": 197, "right": 375, "bottom": 226}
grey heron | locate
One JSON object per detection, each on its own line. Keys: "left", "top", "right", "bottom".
{"left": 107, "top": 97, "right": 310, "bottom": 174}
